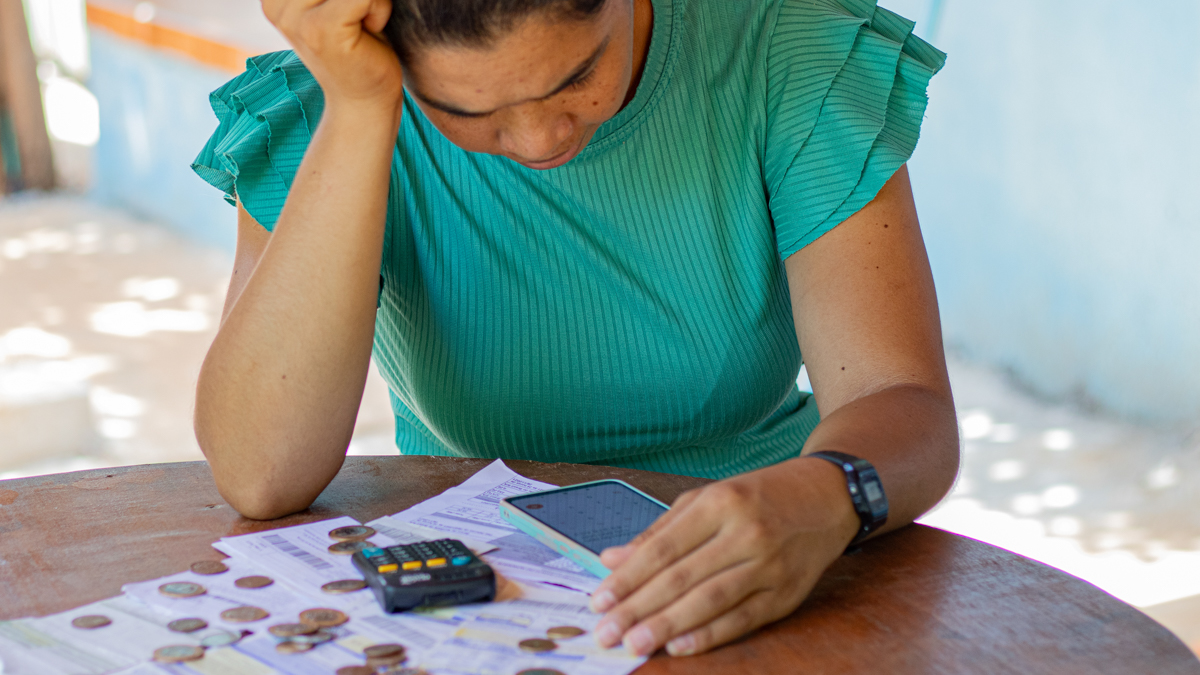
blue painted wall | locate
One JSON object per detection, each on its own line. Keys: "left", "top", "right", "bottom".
{"left": 888, "top": 0, "right": 1200, "bottom": 422}
{"left": 89, "top": 30, "right": 237, "bottom": 253}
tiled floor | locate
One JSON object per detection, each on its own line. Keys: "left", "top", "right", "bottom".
{"left": 1, "top": 195, "right": 1196, "bottom": 654}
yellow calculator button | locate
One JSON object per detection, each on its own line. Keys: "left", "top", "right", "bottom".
{"left": 427, "top": 558, "right": 447, "bottom": 567}
{"left": 402, "top": 561, "right": 422, "bottom": 571}
{"left": 377, "top": 563, "right": 399, "bottom": 573}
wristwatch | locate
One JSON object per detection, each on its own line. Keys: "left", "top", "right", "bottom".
{"left": 807, "top": 451, "right": 889, "bottom": 548}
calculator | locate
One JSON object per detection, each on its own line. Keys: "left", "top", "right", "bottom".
{"left": 352, "top": 539, "right": 496, "bottom": 612}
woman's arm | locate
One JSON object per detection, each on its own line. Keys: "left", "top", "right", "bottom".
{"left": 588, "top": 165, "right": 960, "bottom": 656}
{"left": 195, "top": 0, "right": 404, "bottom": 520}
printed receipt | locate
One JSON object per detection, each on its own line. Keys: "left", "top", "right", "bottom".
{"left": 374, "top": 459, "right": 603, "bottom": 594}
{"left": 0, "top": 461, "right": 644, "bottom": 675}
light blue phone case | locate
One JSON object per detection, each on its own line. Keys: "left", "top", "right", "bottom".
{"left": 498, "top": 479, "right": 669, "bottom": 579}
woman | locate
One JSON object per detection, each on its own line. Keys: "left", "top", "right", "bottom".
{"left": 192, "top": 0, "right": 959, "bottom": 658}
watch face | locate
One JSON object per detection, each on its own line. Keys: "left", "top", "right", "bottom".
{"left": 863, "top": 480, "right": 884, "bottom": 504}
{"left": 857, "top": 466, "right": 889, "bottom": 520}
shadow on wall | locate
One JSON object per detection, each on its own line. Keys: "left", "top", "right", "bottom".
{"left": 893, "top": 0, "right": 1200, "bottom": 424}
{"left": 88, "top": 30, "right": 236, "bottom": 253}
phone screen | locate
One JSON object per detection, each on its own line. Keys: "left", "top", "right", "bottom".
{"left": 507, "top": 481, "right": 668, "bottom": 554}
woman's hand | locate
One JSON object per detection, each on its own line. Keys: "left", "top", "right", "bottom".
{"left": 262, "top": 0, "right": 403, "bottom": 111}
{"left": 589, "top": 457, "right": 860, "bottom": 657}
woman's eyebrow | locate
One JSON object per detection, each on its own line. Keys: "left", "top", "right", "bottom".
{"left": 414, "top": 35, "right": 612, "bottom": 117}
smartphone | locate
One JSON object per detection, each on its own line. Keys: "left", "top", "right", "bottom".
{"left": 499, "top": 480, "right": 669, "bottom": 579}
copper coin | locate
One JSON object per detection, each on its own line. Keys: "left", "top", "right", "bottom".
{"left": 200, "top": 630, "right": 243, "bottom": 648}
{"left": 71, "top": 615, "right": 111, "bottom": 629}
{"left": 364, "top": 643, "right": 406, "bottom": 659}
{"left": 367, "top": 654, "right": 407, "bottom": 668}
{"left": 158, "top": 582, "right": 206, "bottom": 598}
{"left": 276, "top": 640, "right": 314, "bottom": 654}
{"left": 291, "top": 629, "right": 336, "bottom": 645}
{"left": 546, "top": 626, "right": 585, "bottom": 640}
{"left": 153, "top": 645, "right": 205, "bottom": 663}
{"left": 336, "top": 668, "right": 377, "bottom": 675}
{"left": 328, "top": 525, "right": 376, "bottom": 542}
{"left": 328, "top": 540, "right": 373, "bottom": 555}
{"left": 321, "top": 579, "right": 368, "bottom": 594}
{"left": 167, "top": 618, "right": 208, "bottom": 633}
{"left": 517, "top": 670, "right": 567, "bottom": 675}
{"left": 268, "top": 623, "right": 318, "bottom": 638}
{"left": 299, "top": 608, "right": 348, "bottom": 627}
{"left": 189, "top": 560, "right": 229, "bottom": 575}
{"left": 517, "top": 638, "right": 557, "bottom": 653}
{"left": 234, "top": 575, "right": 274, "bottom": 589}
{"left": 220, "top": 606, "right": 270, "bottom": 623}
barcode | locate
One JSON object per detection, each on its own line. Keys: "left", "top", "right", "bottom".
{"left": 263, "top": 534, "right": 332, "bottom": 570}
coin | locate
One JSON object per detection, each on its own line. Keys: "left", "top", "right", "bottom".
{"left": 321, "top": 579, "right": 368, "bottom": 594}
{"left": 517, "top": 638, "right": 558, "bottom": 653}
{"left": 291, "top": 629, "right": 336, "bottom": 645}
{"left": 268, "top": 623, "right": 318, "bottom": 638}
{"left": 71, "top": 615, "right": 111, "bottom": 629}
{"left": 200, "top": 630, "right": 243, "bottom": 648}
{"left": 336, "top": 667, "right": 377, "bottom": 675}
{"left": 368, "top": 654, "right": 407, "bottom": 668}
{"left": 220, "top": 606, "right": 269, "bottom": 623}
{"left": 516, "top": 670, "right": 567, "bottom": 675}
{"left": 328, "top": 525, "right": 376, "bottom": 541}
{"left": 234, "top": 575, "right": 274, "bottom": 589}
{"left": 158, "top": 582, "right": 206, "bottom": 598}
{"left": 328, "top": 540, "right": 373, "bottom": 555}
{"left": 546, "top": 626, "right": 585, "bottom": 640}
{"left": 189, "top": 560, "right": 229, "bottom": 575}
{"left": 363, "top": 643, "right": 406, "bottom": 659}
{"left": 276, "top": 640, "right": 314, "bottom": 654}
{"left": 299, "top": 608, "right": 348, "bottom": 627}
{"left": 167, "top": 618, "right": 208, "bottom": 633}
{"left": 152, "top": 645, "right": 205, "bottom": 663}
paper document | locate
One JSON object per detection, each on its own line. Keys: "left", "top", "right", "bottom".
{"left": 384, "top": 460, "right": 603, "bottom": 593}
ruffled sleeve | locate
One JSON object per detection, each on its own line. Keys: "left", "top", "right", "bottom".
{"left": 191, "top": 51, "right": 325, "bottom": 232}
{"left": 764, "top": 0, "right": 945, "bottom": 259}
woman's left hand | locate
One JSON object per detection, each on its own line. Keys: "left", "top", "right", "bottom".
{"left": 589, "top": 457, "right": 861, "bottom": 657}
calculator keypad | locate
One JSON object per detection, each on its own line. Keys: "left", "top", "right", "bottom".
{"left": 369, "top": 539, "right": 475, "bottom": 574}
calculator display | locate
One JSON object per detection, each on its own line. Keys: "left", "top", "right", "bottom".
{"left": 506, "top": 481, "right": 668, "bottom": 554}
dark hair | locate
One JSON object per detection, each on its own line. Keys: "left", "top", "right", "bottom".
{"left": 383, "top": 0, "right": 608, "bottom": 60}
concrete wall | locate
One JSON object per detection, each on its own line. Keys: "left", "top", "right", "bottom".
{"left": 884, "top": 0, "right": 1200, "bottom": 423}
{"left": 88, "top": 29, "right": 236, "bottom": 253}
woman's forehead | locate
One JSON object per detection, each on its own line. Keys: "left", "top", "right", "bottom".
{"left": 403, "top": 6, "right": 618, "bottom": 115}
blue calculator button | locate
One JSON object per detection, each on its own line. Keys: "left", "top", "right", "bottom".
{"left": 451, "top": 556, "right": 471, "bottom": 566}
{"left": 362, "top": 547, "right": 386, "bottom": 558}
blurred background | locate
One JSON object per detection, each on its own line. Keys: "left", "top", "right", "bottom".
{"left": 0, "top": 0, "right": 1196, "bottom": 656}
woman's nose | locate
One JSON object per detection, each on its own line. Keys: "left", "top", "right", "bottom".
{"left": 499, "top": 104, "right": 574, "bottom": 162}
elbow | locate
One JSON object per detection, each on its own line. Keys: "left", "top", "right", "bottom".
{"left": 220, "top": 482, "right": 311, "bottom": 521}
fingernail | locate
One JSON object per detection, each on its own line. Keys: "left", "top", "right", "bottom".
{"left": 595, "top": 620, "right": 622, "bottom": 648}
{"left": 666, "top": 633, "right": 695, "bottom": 657}
{"left": 590, "top": 589, "right": 616, "bottom": 613}
{"left": 624, "top": 625, "right": 655, "bottom": 656}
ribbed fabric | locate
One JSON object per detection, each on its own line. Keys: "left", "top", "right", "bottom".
{"left": 192, "top": 0, "right": 944, "bottom": 479}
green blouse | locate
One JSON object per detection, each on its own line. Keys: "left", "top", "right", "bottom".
{"left": 193, "top": 0, "right": 944, "bottom": 479}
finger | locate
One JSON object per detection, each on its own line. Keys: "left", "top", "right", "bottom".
{"left": 590, "top": 497, "right": 720, "bottom": 613}
{"left": 664, "top": 589, "right": 783, "bottom": 657}
{"left": 603, "top": 554, "right": 760, "bottom": 655}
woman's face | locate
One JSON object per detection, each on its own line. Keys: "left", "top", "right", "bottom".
{"left": 402, "top": 0, "right": 647, "bottom": 170}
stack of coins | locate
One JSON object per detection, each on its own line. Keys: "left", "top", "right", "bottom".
{"left": 364, "top": 643, "right": 406, "bottom": 669}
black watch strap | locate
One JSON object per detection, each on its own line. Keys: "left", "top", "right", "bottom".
{"left": 808, "top": 451, "right": 889, "bottom": 547}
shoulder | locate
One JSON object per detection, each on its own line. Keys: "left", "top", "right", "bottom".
{"left": 193, "top": 51, "right": 327, "bottom": 231}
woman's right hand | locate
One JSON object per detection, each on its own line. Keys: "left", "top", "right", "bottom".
{"left": 262, "top": 0, "right": 403, "bottom": 112}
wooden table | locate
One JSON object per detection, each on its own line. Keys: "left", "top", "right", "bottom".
{"left": 1, "top": 457, "right": 1197, "bottom": 674}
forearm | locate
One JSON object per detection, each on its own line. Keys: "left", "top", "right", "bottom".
{"left": 794, "top": 383, "right": 960, "bottom": 537}
{"left": 195, "top": 102, "right": 403, "bottom": 519}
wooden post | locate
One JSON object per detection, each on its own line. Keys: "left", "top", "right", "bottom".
{"left": 0, "top": 0, "right": 54, "bottom": 191}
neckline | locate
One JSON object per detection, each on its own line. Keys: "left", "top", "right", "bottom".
{"left": 580, "top": 0, "right": 676, "bottom": 151}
